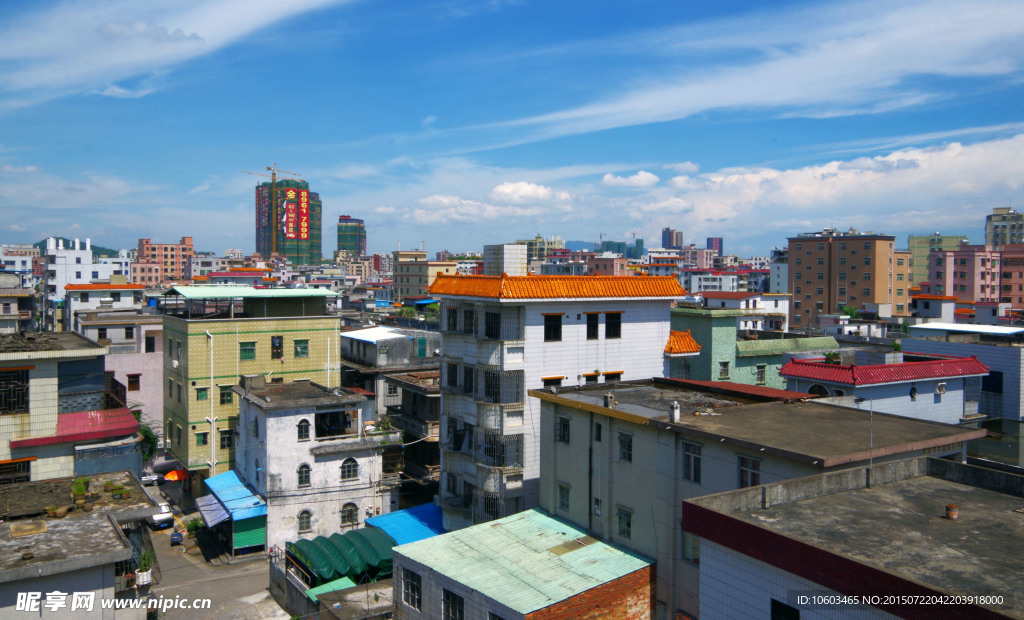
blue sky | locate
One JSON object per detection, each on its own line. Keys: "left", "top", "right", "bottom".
{"left": 1, "top": 0, "right": 1023, "bottom": 258}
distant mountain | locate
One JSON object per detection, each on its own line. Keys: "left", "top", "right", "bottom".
{"left": 33, "top": 238, "right": 122, "bottom": 258}
{"left": 565, "top": 240, "right": 595, "bottom": 252}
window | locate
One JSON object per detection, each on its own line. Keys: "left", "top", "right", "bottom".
{"left": 756, "top": 365, "right": 766, "bottom": 384}
{"left": 718, "top": 361, "right": 730, "bottom": 379}
{"left": 220, "top": 386, "right": 233, "bottom": 405}
{"left": 196, "top": 432, "right": 208, "bottom": 446}
{"left": 0, "top": 369, "right": 29, "bottom": 414}
{"left": 485, "top": 312, "right": 501, "bottom": 339}
{"left": 558, "top": 483, "right": 570, "bottom": 511}
{"left": 124, "top": 326, "right": 134, "bottom": 339}
{"left": 340, "top": 458, "right": 358, "bottom": 480}
{"left": 586, "top": 313, "right": 599, "bottom": 339}
{"left": 387, "top": 383, "right": 399, "bottom": 396}
{"left": 75, "top": 257, "right": 82, "bottom": 264}
{"left": 447, "top": 309, "right": 458, "bottom": 332}
{"left": 463, "top": 366, "right": 474, "bottom": 394}
{"left": 484, "top": 370, "right": 501, "bottom": 402}
{"left": 127, "top": 374, "right": 140, "bottom": 392}
{"left": 617, "top": 508, "right": 632, "bottom": 539}
{"left": 584, "top": 374, "right": 598, "bottom": 384}
{"left": 271, "top": 336, "right": 283, "bottom": 359}
{"left": 176, "top": 382, "right": 181, "bottom": 402}
{"left": 543, "top": 377, "right": 562, "bottom": 388}
{"left": 463, "top": 309, "right": 475, "bottom": 335}
{"left": 982, "top": 371, "right": 1004, "bottom": 394}
{"left": 240, "top": 341, "right": 255, "bottom": 360}
{"left": 442, "top": 589, "right": 464, "bottom": 620}
{"left": 605, "top": 313, "right": 622, "bottom": 339}
{"left": 97, "top": 328, "right": 107, "bottom": 340}
{"left": 341, "top": 503, "right": 359, "bottom": 525}
{"left": 682, "top": 532, "right": 701, "bottom": 565}
{"left": 220, "top": 430, "right": 233, "bottom": 449}
{"left": 618, "top": 433, "right": 633, "bottom": 462}
{"left": 683, "top": 442, "right": 702, "bottom": 483}
{"left": 296, "top": 419, "right": 310, "bottom": 441}
{"left": 297, "top": 464, "right": 311, "bottom": 487}
{"left": 555, "top": 416, "right": 570, "bottom": 444}
{"left": 168, "top": 378, "right": 173, "bottom": 397}
{"left": 544, "top": 314, "right": 562, "bottom": 342}
{"left": 196, "top": 387, "right": 208, "bottom": 401}
{"left": 739, "top": 456, "right": 761, "bottom": 488}
{"left": 75, "top": 272, "right": 81, "bottom": 279}
{"left": 298, "top": 510, "right": 311, "bottom": 533}
{"left": 402, "top": 568, "right": 422, "bottom": 610}
{"left": 771, "top": 599, "right": 801, "bottom": 620}
{"left": 294, "top": 339, "right": 308, "bottom": 358}
{"left": 251, "top": 418, "right": 259, "bottom": 438}
{"left": 111, "top": 292, "right": 121, "bottom": 302}
{"left": 604, "top": 372, "right": 622, "bottom": 382}
{"left": 594, "top": 423, "right": 602, "bottom": 442}
{"left": 92, "top": 271, "right": 99, "bottom": 279}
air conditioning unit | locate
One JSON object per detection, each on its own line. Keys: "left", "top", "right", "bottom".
{"left": 172, "top": 360, "right": 179, "bottom": 368}
{"left": 936, "top": 382, "right": 946, "bottom": 394}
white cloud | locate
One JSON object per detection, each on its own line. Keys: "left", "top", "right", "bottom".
{"left": 95, "top": 84, "right": 157, "bottom": 99}
{"left": 6, "top": 224, "right": 25, "bottom": 232}
{"left": 188, "top": 183, "right": 210, "bottom": 194}
{"left": 1, "top": 165, "right": 39, "bottom": 173}
{"left": 602, "top": 170, "right": 659, "bottom": 187}
{"left": 663, "top": 161, "right": 700, "bottom": 174}
{"left": 374, "top": 206, "right": 397, "bottom": 214}
{"left": 490, "top": 181, "right": 553, "bottom": 203}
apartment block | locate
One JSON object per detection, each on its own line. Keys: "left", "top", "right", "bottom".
{"left": 907, "top": 233, "right": 968, "bottom": 286}
{"left": 160, "top": 286, "right": 342, "bottom": 495}
{"left": 927, "top": 244, "right": 999, "bottom": 302}
{"left": 985, "top": 206, "right": 1024, "bottom": 246}
{"left": 430, "top": 274, "right": 685, "bottom": 532}
{"left": 787, "top": 228, "right": 910, "bottom": 328}
{"left": 392, "top": 250, "right": 457, "bottom": 303}
{"left": 531, "top": 379, "right": 985, "bottom": 617}
{"left": 133, "top": 237, "right": 194, "bottom": 284}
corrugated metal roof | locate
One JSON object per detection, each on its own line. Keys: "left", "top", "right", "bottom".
{"left": 196, "top": 493, "right": 230, "bottom": 527}
{"left": 162, "top": 286, "right": 338, "bottom": 299}
{"left": 365, "top": 503, "right": 445, "bottom": 546}
{"left": 665, "top": 330, "right": 701, "bottom": 356}
{"left": 339, "top": 326, "right": 400, "bottom": 343}
{"left": 779, "top": 357, "right": 990, "bottom": 386}
{"left": 429, "top": 274, "right": 685, "bottom": 300}
{"left": 736, "top": 336, "right": 838, "bottom": 356}
{"left": 394, "top": 509, "right": 651, "bottom": 614}
{"left": 10, "top": 407, "right": 138, "bottom": 449}
{"left": 204, "top": 470, "right": 267, "bottom": 521}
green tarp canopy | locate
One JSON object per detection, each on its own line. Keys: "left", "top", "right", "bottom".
{"left": 287, "top": 527, "right": 397, "bottom": 583}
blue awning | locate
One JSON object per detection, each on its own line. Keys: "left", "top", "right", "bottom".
{"left": 196, "top": 493, "right": 229, "bottom": 527}
{"left": 365, "top": 503, "right": 446, "bottom": 546}
{"left": 412, "top": 298, "right": 439, "bottom": 306}
{"left": 204, "top": 470, "right": 267, "bottom": 521}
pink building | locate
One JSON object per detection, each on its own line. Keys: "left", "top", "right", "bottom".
{"left": 927, "top": 244, "right": 999, "bottom": 302}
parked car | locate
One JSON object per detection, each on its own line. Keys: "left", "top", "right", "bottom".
{"left": 149, "top": 503, "right": 174, "bottom": 529}
{"left": 141, "top": 474, "right": 160, "bottom": 486}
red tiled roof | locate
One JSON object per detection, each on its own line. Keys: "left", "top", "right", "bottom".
{"left": 778, "top": 357, "right": 989, "bottom": 386}
{"left": 64, "top": 284, "right": 145, "bottom": 291}
{"left": 665, "top": 330, "right": 701, "bottom": 355}
{"left": 429, "top": 274, "right": 685, "bottom": 300}
{"left": 701, "top": 292, "right": 759, "bottom": 300}
{"left": 10, "top": 407, "right": 138, "bottom": 449}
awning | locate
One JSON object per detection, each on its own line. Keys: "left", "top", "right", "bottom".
{"left": 305, "top": 577, "right": 357, "bottom": 603}
{"left": 365, "top": 503, "right": 445, "bottom": 546}
{"left": 196, "top": 494, "right": 229, "bottom": 528}
{"left": 286, "top": 527, "right": 397, "bottom": 582}
{"left": 204, "top": 470, "right": 267, "bottom": 520}
{"left": 412, "top": 298, "right": 439, "bottom": 306}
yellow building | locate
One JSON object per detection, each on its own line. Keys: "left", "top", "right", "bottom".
{"left": 160, "top": 286, "right": 341, "bottom": 494}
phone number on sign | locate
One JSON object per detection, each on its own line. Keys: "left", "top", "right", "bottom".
{"left": 797, "top": 594, "right": 1008, "bottom": 608}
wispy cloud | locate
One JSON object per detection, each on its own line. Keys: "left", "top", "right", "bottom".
{"left": 0, "top": 0, "right": 354, "bottom": 107}
{"left": 480, "top": 0, "right": 1024, "bottom": 144}
{"left": 602, "top": 171, "right": 659, "bottom": 188}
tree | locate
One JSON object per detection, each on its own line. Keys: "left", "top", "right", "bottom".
{"left": 840, "top": 304, "right": 860, "bottom": 319}
{"left": 131, "top": 408, "right": 158, "bottom": 460}
{"left": 397, "top": 306, "right": 416, "bottom": 319}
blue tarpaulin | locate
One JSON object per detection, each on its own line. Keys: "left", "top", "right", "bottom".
{"left": 365, "top": 503, "right": 446, "bottom": 546}
{"left": 204, "top": 470, "right": 267, "bottom": 521}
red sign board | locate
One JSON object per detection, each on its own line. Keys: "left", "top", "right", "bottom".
{"left": 298, "top": 189, "right": 310, "bottom": 240}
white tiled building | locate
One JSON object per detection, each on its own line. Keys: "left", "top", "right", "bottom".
{"left": 429, "top": 274, "right": 686, "bottom": 531}
{"left": 232, "top": 377, "right": 401, "bottom": 552}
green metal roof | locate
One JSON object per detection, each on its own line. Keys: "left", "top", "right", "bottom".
{"left": 736, "top": 336, "right": 838, "bottom": 357}
{"left": 305, "top": 576, "right": 357, "bottom": 603}
{"left": 394, "top": 509, "right": 652, "bottom": 614}
{"left": 162, "top": 286, "right": 339, "bottom": 299}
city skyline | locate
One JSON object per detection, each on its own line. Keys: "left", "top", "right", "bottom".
{"left": 1, "top": 0, "right": 1023, "bottom": 256}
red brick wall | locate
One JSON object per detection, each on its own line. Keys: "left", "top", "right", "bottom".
{"left": 526, "top": 566, "right": 653, "bottom": 620}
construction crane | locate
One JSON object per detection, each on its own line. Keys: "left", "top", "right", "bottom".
{"left": 241, "top": 164, "right": 305, "bottom": 255}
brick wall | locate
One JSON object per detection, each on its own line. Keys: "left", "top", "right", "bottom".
{"left": 527, "top": 566, "right": 653, "bottom": 620}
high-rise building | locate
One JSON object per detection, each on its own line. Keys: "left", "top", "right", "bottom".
{"left": 255, "top": 180, "right": 322, "bottom": 265}
{"left": 513, "top": 235, "right": 565, "bottom": 262}
{"left": 907, "top": 233, "right": 968, "bottom": 286}
{"left": 787, "top": 228, "right": 911, "bottom": 327}
{"left": 132, "top": 237, "right": 194, "bottom": 284}
{"left": 336, "top": 215, "right": 367, "bottom": 258}
{"left": 662, "top": 228, "right": 684, "bottom": 249}
{"left": 706, "top": 237, "right": 724, "bottom": 256}
{"left": 986, "top": 207, "right": 1024, "bottom": 246}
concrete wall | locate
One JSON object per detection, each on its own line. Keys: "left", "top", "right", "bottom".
{"left": 0, "top": 564, "right": 126, "bottom": 620}
{"left": 393, "top": 554, "right": 524, "bottom": 620}
{"left": 102, "top": 322, "right": 164, "bottom": 438}
{"left": 794, "top": 377, "right": 975, "bottom": 425}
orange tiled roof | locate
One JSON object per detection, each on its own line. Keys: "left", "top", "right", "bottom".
{"left": 665, "top": 330, "right": 701, "bottom": 355}
{"left": 429, "top": 274, "right": 686, "bottom": 300}
{"left": 64, "top": 283, "right": 145, "bottom": 290}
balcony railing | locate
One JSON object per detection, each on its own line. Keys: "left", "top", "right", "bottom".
{"left": 441, "top": 495, "right": 472, "bottom": 520}
{"left": 477, "top": 401, "right": 524, "bottom": 432}
{"left": 386, "top": 411, "right": 439, "bottom": 440}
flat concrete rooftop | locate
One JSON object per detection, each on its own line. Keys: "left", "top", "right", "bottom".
{"left": 0, "top": 471, "right": 156, "bottom": 582}
{"left": 0, "top": 330, "right": 103, "bottom": 354}
{"left": 534, "top": 381, "right": 985, "bottom": 466}
{"left": 235, "top": 379, "right": 366, "bottom": 409}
